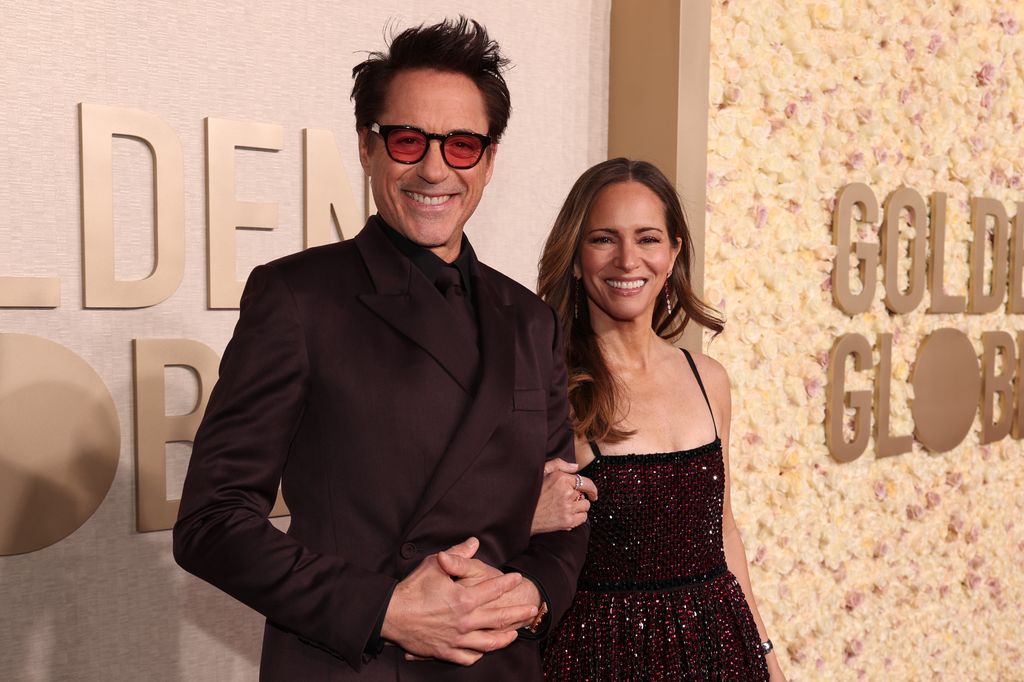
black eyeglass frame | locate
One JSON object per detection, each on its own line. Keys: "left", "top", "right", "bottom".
{"left": 370, "top": 122, "right": 493, "bottom": 169}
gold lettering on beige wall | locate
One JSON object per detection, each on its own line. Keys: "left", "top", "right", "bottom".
{"left": 0, "top": 276, "right": 60, "bottom": 308}
{"left": 926, "top": 192, "right": 966, "bottom": 314}
{"left": 831, "top": 183, "right": 879, "bottom": 315}
{"left": 206, "top": 118, "right": 283, "bottom": 309}
{"left": 80, "top": 103, "right": 185, "bottom": 308}
{"left": 980, "top": 331, "right": 1015, "bottom": 444}
{"left": 133, "top": 339, "right": 288, "bottom": 532}
{"left": 825, "top": 333, "right": 872, "bottom": 463}
{"left": 0, "top": 333, "right": 120, "bottom": 555}
{"left": 967, "top": 196, "right": 1009, "bottom": 314}
{"left": 910, "top": 329, "right": 981, "bottom": 452}
{"left": 1007, "top": 205, "right": 1024, "bottom": 313}
{"left": 881, "top": 188, "right": 927, "bottom": 314}
{"left": 873, "top": 333, "right": 913, "bottom": 458}
{"left": 303, "top": 128, "right": 363, "bottom": 247}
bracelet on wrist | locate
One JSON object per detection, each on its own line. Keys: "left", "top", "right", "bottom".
{"left": 760, "top": 639, "right": 773, "bottom": 656}
{"left": 525, "top": 601, "right": 548, "bottom": 633}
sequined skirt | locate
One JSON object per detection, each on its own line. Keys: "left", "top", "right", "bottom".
{"left": 542, "top": 568, "right": 770, "bottom": 681}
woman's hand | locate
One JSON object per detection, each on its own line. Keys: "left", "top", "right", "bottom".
{"left": 530, "top": 458, "right": 597, "bottom": 535}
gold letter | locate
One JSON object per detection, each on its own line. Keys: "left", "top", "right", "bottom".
{"left": 303, "top": 128, "right": 363, "bottom": 247}
{"left": 0, "top": 276, "right": 59, "bottom": 308}
{"left": 826, "top": 333, "right": 873, "bottom": 462}
{"left": 981, "top": 331, "right": 1015, "bottom": 444}
{"left": 881, "top": 187, "right": 927, "bottom": 314}
{"left": 927, "top": 192, "right": 966, "bottom": 314}
{"left": 1016, "top": 331, "right": 1024, "bottom": 439}
{"left": 832, "top": 184, "right": 880, "bottom": 314}
{"left": 80, "top": 103, "right": 185, "bottom": 308}
{"left": 206, "top": 118, "right": 283, "bottom": 308}
{"left": 968, "top": 197, "right": 1009, "bottom": 314}
{"left": 134, "top": 339, "right": 220, "bottom": 532}
{"left": 874, "top": 333, "right": 912, "bottom": 457}
{"left": 1008, "top": 204, "right": 1024, "bottom": 313}
{"left": 133, "top": 338, "right": 287, "bottom": 532}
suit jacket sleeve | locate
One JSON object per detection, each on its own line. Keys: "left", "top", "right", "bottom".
{"left": 502, "top": 306, "right": 590, "bottom": 634}
{"left": 172, "top": 264, "right": 396, "bottom": 670}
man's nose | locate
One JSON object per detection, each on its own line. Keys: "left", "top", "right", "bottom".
{"left": 416, "top": 140, "right": 450, "bottom": 183}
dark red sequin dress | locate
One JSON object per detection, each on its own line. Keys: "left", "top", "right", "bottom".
{"left": 543, "top": 350, "right": 770, "bottom": 681}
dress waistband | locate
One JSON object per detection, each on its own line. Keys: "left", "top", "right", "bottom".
{"left": 577, "top": 563, "right": 729, "bottom": 593}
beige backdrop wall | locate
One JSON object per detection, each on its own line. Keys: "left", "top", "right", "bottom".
{"left": 0, "top": 2, "right": 609, "bottom": 680}
{"left": 706, "top": 1, "right": 1023, "bottom": 680}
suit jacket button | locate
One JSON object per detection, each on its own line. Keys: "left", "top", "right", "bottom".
{"left": 400, "top": 542, "right": 417, "bottom": 559}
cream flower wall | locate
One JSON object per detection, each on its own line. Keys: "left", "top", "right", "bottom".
{"left": 706, "top": 1, "right": 1024, "bottom": 679}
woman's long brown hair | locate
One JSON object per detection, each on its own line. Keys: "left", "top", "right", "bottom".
{"left": 538, "top": 158, "right": 724, "bottom": 443}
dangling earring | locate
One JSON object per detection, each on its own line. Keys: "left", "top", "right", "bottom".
{"left": 664, "top": 275, "right": 673, "bottom": 315}
{"left": 574, "top": 278, "right": 581, "bottom": 319}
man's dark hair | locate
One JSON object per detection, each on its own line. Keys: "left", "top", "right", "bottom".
{"left": 351, "top": 16, "right": 512, "bottom": 141}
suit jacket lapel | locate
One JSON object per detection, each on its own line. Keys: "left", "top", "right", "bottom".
{"left": 404, "top": 264, "right": 515, "bottom": 536}
{"left": 355, "top": 220, "right": 480, "bottom": 393}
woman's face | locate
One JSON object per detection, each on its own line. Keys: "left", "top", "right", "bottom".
{"left": 575, "top": 181, "right": 680, "bottom": 327}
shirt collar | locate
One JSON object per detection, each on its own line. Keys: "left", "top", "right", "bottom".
{"left": 374, "top": 215, "right": 474, "bottom": 296}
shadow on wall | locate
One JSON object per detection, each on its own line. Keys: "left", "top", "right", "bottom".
{"left": 0, "top": 380, "right": 265, "bottom": 681}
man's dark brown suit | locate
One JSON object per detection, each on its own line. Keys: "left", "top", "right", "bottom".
{"left": 173, "top": 216, "right": 589, "bottom": 680}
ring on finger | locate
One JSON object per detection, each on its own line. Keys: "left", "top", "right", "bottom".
{"left": 574, "top": 473, "right": 583, "bottom": 491}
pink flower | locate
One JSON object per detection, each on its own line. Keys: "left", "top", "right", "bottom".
{"left": 844, "top": 590, "right": 864, "bottom": 611}
{"left": 964, "top": 572, "right": 982, "bottom": 590}
{"left": 844, "top": 639, "right": 863, "bottom": 664}
{"left": 927, "top": 34, "right": 943, "bottom": 54}
{"left": 805, "top": 377, "right": 822, "bottom": 398}
{"left": 906, "top": 504, "right": 924, "bottom": 520}
{"left": 784, "top": 102, "right": 797, "bottom": 118}
{"left": 925, "top": 491, "right": 941, "bottom": 509}
{"left": 846, "top": 151, "right": 865, "bottom": 169}
{"left": 753, "top": 545, "right": 767, "bottom": 566}
{"left": 874, "top": 481, "right": 888, "bottom": 501}
{"left": 976, "top": 63, "right": 996, "bottom": 86}
{"left": 996, "top": 10, "right": 1020, "bottom": 34}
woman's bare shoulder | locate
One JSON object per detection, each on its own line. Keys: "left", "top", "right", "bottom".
{"left": 685, "top": 348, "right": 731, "bottom": 399}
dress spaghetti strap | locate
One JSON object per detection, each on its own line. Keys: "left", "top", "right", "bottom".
{"left": 681, "top": 348, "right": 718, "bottom": 439}
{"left": 588, "top": 441, "right": 602, "bottom": 459}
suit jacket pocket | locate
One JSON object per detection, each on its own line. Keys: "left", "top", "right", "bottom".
{"left": 513, "top": 388, "right": 546, "bottom": 411}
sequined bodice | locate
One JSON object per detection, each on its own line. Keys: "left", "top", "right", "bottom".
{"left": 576, "top": 439, "right": 727, "bottom": 589}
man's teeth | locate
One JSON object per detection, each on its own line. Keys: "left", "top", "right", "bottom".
{"left": 407, "top": 191, "right": 451, "bottom": 206}
{"left": 606, "top": 279, "right": 645, "bottom": 290}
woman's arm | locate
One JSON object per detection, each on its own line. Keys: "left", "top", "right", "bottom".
{"left": 704, "top": 357, "right": 787, "bottom": 682}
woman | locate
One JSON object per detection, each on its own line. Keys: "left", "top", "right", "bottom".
{"left": 533, "top": 159, "right": 785, "bottom": 681}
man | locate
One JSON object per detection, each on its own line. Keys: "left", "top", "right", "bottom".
{"left": 173, "top": 17, "right": 588, "bottom": 680}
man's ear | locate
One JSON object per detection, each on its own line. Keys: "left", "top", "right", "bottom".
{"left": 357, "top": 127, "right": 372, "bottom": 174}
